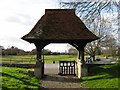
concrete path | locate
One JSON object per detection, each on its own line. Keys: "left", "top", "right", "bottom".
{"left": 86, "top": 58, "right": 116, "bottom": 64}
{"left": 40, "top": 64, "right": 86, "bottom": 89}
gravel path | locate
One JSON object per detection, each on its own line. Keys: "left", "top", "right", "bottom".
{"left": 40, "top": 64, "right": 86, "bottom": 89}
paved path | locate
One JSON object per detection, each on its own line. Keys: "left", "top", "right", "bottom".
{"left": 86, "top": 58, "right": 116, "bottom": 64}
{"left": 40, "top": 64, "right": 86, "bottom": 89}
{"left": 40, "top": 59, "right": 116, "bottom": 89}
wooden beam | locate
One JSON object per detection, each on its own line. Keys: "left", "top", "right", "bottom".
{"left": 35, "top": 42, "right": 49, "bottom": 61}
{"left": 69, "top": 43, "right": 79, "bottom": 51}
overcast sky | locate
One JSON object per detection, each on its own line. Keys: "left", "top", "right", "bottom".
{"left": 0, "top": 0, "right": 119, "bottom": 52}
{"left": 0, "top": 0, "right": 69, "bottom": 52}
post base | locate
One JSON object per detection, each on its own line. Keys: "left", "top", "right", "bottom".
{"left": 34, "top": 61, "right": 43, "bottom": 79}
{"left": 77, "top": 61, "right": 88, "bottom": 79}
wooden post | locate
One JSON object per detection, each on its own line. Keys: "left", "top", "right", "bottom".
{"left": 34, "top": 44, "right": 44, "bottom": 79}
{"left": 36, "top": 47, "right": 42, "bottom": 61}
{"left": 81, "top": 47, "right": 85, "bottom": 65}
{"left": 66, "top": 62, "right": 68, "bottom": 74}
{"left": 74, "top": 60, "right": 76, "bottom": 76}
{"left": 78, "top": 50, "right": 81, "bottom": 60}
{"left": 42, "top": 60, "right": 44, "bottom": 78}
{"left": 42, "top": 49, "right": 44, "bottom": 78}
{"left": 77, "top": 45, "right": 88, "bottom": 78}
{"left": 81, "top": 47, "right": 88, "bottom": 77}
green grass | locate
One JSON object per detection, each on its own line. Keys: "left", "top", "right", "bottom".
{"left": 44, "top": 55, "right": 77, "bottom": 64}
{"left": 1, "top": 55, "right": 119, "bottom": 89}
{"left": 1, "top": 66, "right": 40, "bottom": 89}
{"left": 1, "top": 54, "right": 114, "bottom": 64}
{"left": 1, "top": 55, "right": 77, "bottom": 64}
{"left": 1, "top": 55, "right": 36, "bottom": 64}
{"left": 81, "top": 62, "right": 120, "bottom": 88}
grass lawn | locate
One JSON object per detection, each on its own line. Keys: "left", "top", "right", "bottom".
{"left": 1, "top": 66, "right": 40, "bottom": 89}
{"left": 81, "top": 62, "right": 120, "bottom": 88}
{"left": 1, "top": 55, "right": 78, "bottom": 64}
{"left": 1, "top": 54, "right": 113, "bottom": 64}
{"left": 1, "top": 55, "right": 119, "bottom": 89}
{"left": 44, "top": 55, "right": 77, "bottom": 64}
{"left": 1, "top": 55, "right": 36, "bottom": 64}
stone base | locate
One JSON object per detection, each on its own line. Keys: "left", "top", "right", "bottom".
{"left": 77, "top": 61, "right": 81, "bottom": 78}
{"left": 81, "top": 65, "right": 88, "bottom": 76}
{"left": 77, "top": 61, "right": 88, "bottom": 79}
{"left": 34, "top": 61, "right": 43, "bottom": 79}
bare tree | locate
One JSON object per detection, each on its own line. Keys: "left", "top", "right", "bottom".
{"left": 59, "top": 0, "right": 119, "bottom": 61}
{"left": 85, "top": 17, "right": 115, "bottom": 60}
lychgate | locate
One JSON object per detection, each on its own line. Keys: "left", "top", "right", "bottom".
{"left": 22, "top": 9, "right": 99, "bottom": 79}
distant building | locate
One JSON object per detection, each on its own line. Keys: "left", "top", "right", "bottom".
{"left": 0, "top": 45, "right": 4, "bottom": 50}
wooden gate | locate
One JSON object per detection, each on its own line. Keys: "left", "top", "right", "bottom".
{"left": 59, "top": 60, "right": 76, "bottom": 76}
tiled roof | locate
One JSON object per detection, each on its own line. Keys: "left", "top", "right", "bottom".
{"left": 22, "top": 9, "right": 99, "bottom": 43}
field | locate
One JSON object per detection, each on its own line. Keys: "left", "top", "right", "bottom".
{"left": 1, "top": 55, "right": 108, "bottom": 64}
{"left": 1, "top": 55, "right": 78, "bottom": 64}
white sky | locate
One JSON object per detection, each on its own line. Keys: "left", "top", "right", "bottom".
{"left": 0, "top": 0, "right": 69, "bottom": 52}
{"left": 0, "top": 0, "right": 119, "bottom": 52}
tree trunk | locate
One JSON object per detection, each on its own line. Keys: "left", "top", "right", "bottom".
{"left": 92, "top": 55, "right": 96, "bottom": 61}
{"left": 90, "top": 54, "right": 95, "bottom": 61}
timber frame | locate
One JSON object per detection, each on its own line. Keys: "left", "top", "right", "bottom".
{"left": 22, "top": 9, "right": 99, "bottom": 79}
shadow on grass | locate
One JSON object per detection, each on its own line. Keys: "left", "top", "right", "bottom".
{"left": 2, "top": 63, "right": 35, "bottom": 68}
{"left": 1, "top": 71, "right": 40, "bottom": 89}
{"left": 82, "top": 63, "right": 119, "bottom": 82}
{"left": 81, "top": 74, "right": 115, "bottom": 82}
